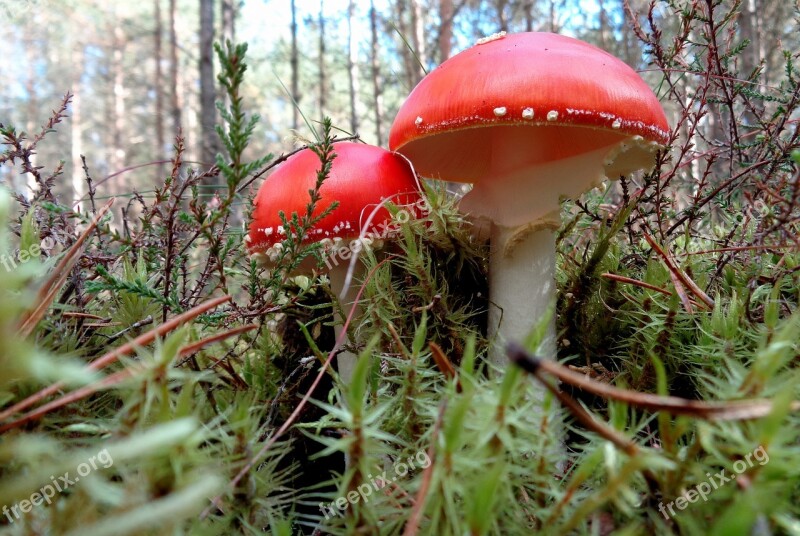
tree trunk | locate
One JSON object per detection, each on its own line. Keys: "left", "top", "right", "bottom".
{"left": 221, "top": 0, "right": 235, "bottom": 43}
{"left": 369, "top": 0, "right": 383, "bottom": 145}
{"left": 438, "top": 0, "right": 454, "bottom": 61}
{"left": 24, "top": 36, "right": 39, "bottom": 199}
{"left": 396, "top": 0, "right": 414, "bottom": 90}
{"left": 523, "top": 0, "right": 534, "bottom": 32}
{"left": 598, "top": 0, "right": 608, "bottom": 49}
{"left": 111, "top": 24, "right": 127, "bottom": 183}
{"left": 496, "top": 0, "right": 508, "bottom": 32}
{"left": 290, "top": 0, "right": 300, "bottom": 130}
{"left": 318, "top": 0, "right": 326, "bottom": 120}
{"left": 347, "top": 0, "right": 360, "bottom": 135}
{"left": 154, "top": 0, "right": 165, "bottom": 177}
{"left": 738, "top": 0, "right": 763, "bottom": 80}
{"left": 169, "top": 0, "right": 182, "bottom": 139}
{"left": 410, "top": 0, "right": 427, "bottom": 83}
{"left": 199, "top": 0, "right": 219, "bottom": 172}
{"left": 71, "top": 47, "right": 85, "bottom": 213}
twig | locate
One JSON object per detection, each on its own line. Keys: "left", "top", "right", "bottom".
{"left": 601, "top": 272, "right": 701, "bottom": 308}
{"left": 507, "top": 344, "right": 638, "bottom": 456}
{"left": 643, "top": 232, "right": 714, "bottom": 309}
{"left": 0, "top": 323, "right": 254, "bottom": 432}
{"left": 0, "top": 295, "right": 231, "bottom": 424}
{"left": 507, "top": 343, "right": 800, "bottom": 421}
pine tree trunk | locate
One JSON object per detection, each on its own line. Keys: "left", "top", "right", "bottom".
{"left": 347, "top": 0, "right": 360, "bottom": 135}
{"left": 438, "top": 0, "right": 453, "bottom": 61}
{"left": 71, "top": 48, "right": 85, "bottom": 213}
{"left": 199, "top": 0, "right": 219, "bottom": 173}
{"left": 169, "top": 0, "right": 182, "bottom": 139}
{"left": 369, "top": 0, "right": 383, "bottom": 145}
{"left": 290, "top": 0, "right": 300, "bottom": 130}
{"left": 410, "top": 0, "right": 427, "bottom": 84}
{"left": 154, "top": 0, "right": 165, "bottom": 178}
{"left": 221, "top": 0, "right": 235, "bottom": 43}
{"left": 396, "top": 0, "right": 414, "bottom": 90}
{"left": 24, "top": 30, "right": 38, "bottom": 199}
{"left": 523, "top": 0, "right": 534, "bottom": 32}
{"left": 111, "top": 24, "right": 127, "bottom": 183}
{"left": 318, "top": 0, "right": 326, "bottom": 120}
{"left": 496, "top": 0, "right": 508, "bottom": 32}
{"left": 598, "top": 0, "right": 608, "bottom": 49}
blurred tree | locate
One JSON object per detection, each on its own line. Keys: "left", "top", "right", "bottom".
{"left": 109, "top": 18, "right": 127, "bottom": 194}
{"left": 169, "top": 0, "right": 182, "bottom": 141}
{"left": 347, "top": 0, "right": 361, "bottom": 135}
{"left": 290, "top": 0, "right": 299, "bottom": 131}
{"left": 1, "top": 0, "right": 798, "bottom": 211}
{"left": 438, "top": 0, "right": 454, "bottom": 61}
{"left": 154, "top": 0, "right": 165, "bottom": 178}
{"left": 199, "top": 0, "right": 220, "bottom": 175}
{"left": 221, "top": 0, "right": 236, "bottom": 43}
{"left": 370, "top": 0, "right": 384, "bottom": 145}
{"left": 318, "top": 0, "right": 326, "bottom": 122}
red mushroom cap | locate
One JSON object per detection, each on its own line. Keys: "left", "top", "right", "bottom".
{"left": 388, "top": 31, "right": 669, "bottom": 229}
{"left": 389, "top": 31, "right": 669, "bottom": 183}
{"left": 247, "top": 142, "right": 423, "bottom": 263}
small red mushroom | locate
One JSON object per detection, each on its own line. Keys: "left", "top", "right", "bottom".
{"left": 389, "top": 32, "right": 669, "bottom": 365}
{"left": 246, "top": 141, "right": 424, "bottom": 380}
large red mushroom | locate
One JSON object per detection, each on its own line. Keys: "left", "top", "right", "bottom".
{"left": 247, "top": 142, "right": 424, "bottom": 380}
{"left": 390, "top": 32, "right": 669, "bottom": 365}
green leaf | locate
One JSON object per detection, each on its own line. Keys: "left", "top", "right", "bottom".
{"left": 19, "top": 207, "right": 38, "bottom": 255}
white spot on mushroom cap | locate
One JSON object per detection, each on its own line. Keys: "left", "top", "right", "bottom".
{"left": 475, "top": 31, "right": 506, "bottom": 45}
{"left": 612, "top": 119, "right": 622, "bottom": 129}
{"left": 522, "top": 107, "right": 534, "bottom": 119}
{"left": 547, "top": 110, "right": 558, "bottom": 121}
{"left": 493, "top": 106, "right": 507, "bottom": 117}
{"left": 415, "top": 116, "right": 423, "bottom": 126}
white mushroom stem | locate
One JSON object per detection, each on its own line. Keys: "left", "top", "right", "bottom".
{"left": 461, "top": 132, "right": 660, "bottom": 366}
{"left": 488, "top": 224, "right": 557, "bottom": 366}
{"left": 327, "top": 257, "right": 363, "bottom": 384}
{"left": 460, "top": 141, "right": 613, "bottom": 367}
{"left": 461, "top": 136, "right": 625, "bottom": 367}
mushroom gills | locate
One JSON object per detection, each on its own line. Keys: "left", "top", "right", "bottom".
{"left": 459, "top": 133, "right": 661, "bottom": 230}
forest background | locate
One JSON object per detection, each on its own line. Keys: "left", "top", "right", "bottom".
{"left": 2, "top": 0, "right": 795, "bottom": 218}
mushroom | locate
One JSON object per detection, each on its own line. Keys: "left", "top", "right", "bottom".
{"left": 389, "top": 32, "right": 669, "bottom": 365}
{"left": 246, "top": 142, "right": 423, "bottom": 381}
